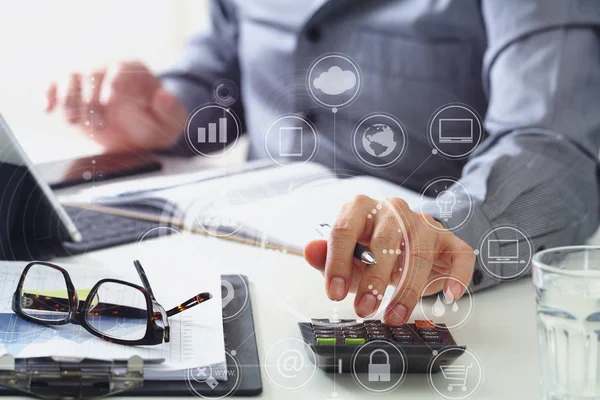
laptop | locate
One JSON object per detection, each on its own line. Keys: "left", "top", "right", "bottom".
{"left": 0, "top": 114, "right": 168, "bottom": 261}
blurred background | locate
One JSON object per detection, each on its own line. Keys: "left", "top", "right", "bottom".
{"left": 0, "top": 0, "right": 209, "bottom": 163}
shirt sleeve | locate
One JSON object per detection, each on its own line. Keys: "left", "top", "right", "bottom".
{"left": 159, "top": 0, "right": 245, "bottom": 155}
{"left": 422, "top": 0, "right": 600, "bottom": 291}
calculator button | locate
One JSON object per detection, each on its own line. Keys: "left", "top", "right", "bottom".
{"left": 342, "top": 325, "right": 366, "bottom": 332}
{"left": 394, "top": 335, "right": 414, "bottom": 344}
{"left": 368, "top": 334, "right": 390, "bottom": 340}
{"left": 390, "top": 325, "right": 413, "bottom": 332}
{"left": 418, "top": 328, "right": 438, "bottom": 335}
{"left": 345, "top": 338, "right": 366, "bottom": 345}
{"left": 421, "top": 336, "right": 442, "bottom": 344}
{"left": 366, "top": 324, "right": 388, "bottom": 329}
{"left": 367, "top": 329, "right": 389, "bottom": 336}
{"left": 344, "top": 334, "right": 367, "bottom": 339}
{"left": 316, "top": 337, "right": 337, "bottom": 345}
{"left": 314, "top": 329, "right": 335, "bottom": 335}
{"left": 415, "top": 320, "right": 435, "bottom": 329}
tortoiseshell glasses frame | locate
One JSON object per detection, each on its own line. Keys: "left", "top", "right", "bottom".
{"left": 12, "top": 260, "right": 212, "bottom": 346}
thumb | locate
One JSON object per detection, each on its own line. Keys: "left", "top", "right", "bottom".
{"left": 151, "top": 88, "right": 188, "bottom": 134}
{"left": 304, "top": 239, "right": 328, "bottom": 272}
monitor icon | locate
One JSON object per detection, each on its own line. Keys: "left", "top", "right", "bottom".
{"left": 488, "top": 239, "right": 519, "bottom": 264}
{"left": 439, "top": 119, "right": 474, "bottom": 143}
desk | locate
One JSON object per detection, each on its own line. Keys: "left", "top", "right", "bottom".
{"left": 55, "top": 234, "right": 541, "bottom": 399}
{"left": 9, "top": 167, "right": 600, "bottom": 399}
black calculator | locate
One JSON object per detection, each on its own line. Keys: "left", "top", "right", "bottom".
{"left": 298, "top": 319, "right": 465, "bottom": 374}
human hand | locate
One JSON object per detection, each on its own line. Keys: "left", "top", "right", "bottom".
{"left": 304, "top": 195, "right": 476, "bottom": 326}
{"left": 45, "top": 61, "right": 188, "bottom": 152}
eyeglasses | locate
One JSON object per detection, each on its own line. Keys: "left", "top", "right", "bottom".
{"left": 12, "top": 260, "right": 212, "bottom": 346}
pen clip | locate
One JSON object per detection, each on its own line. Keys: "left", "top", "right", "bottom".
{"left": 315, "top": 223, "right": 332, "bottom": 238}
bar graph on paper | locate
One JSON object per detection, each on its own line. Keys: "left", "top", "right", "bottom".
{"left": 198, "top": 118, "right": 228, "bottom": 144}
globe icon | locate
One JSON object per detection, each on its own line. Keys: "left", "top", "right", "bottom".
{"left": 362, "top": 124, "right": 398, "bottom": 158}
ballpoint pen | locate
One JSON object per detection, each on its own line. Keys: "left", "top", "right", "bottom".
{"left": 316, "top": 223, "right": 378, "bottom": 265}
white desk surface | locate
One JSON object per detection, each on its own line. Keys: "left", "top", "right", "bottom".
{"left": 57, "top": 234, "right": 541, "bottom": 400}
{"left": 9, "top": 157, "right": 600, "bottom": 400}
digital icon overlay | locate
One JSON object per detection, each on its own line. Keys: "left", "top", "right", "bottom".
{"left": 428, "top": 104, "right": 483, "bottom": 159}
{"left": 307, "top": 53, "right": 362, "bottom": 109}
{"left": 368, "top": 349, "right": 391, "bottom": 382}
{"left": 185, "top": 350, "right": 241, "bottom": 399}
{"left": 264, "top": 114, "right": 318, "bottom": 166}
{"left": 477, "top": 226, "right": 533, "bottom": 280}
{"left": 352, "top": 113, "right": 407, "bottom": 169}
{"left": 264, "top": 338, "right": 318, "bottom": 390}
{"left": 351, "top": 340, "right": 406, "bottom": 394}
{"left": 419, "top": 276, "right": 474, "bottom": 330}
{"left": 183, "top": 190, "right": 246, "bottom": 238}
{"left": 212, "top": 79, "right": 238, "bottom": 106}
{"left": 185, "top": 104, "right": 242, "bottom": 158}
{"left": 420, "top": 178, "right": 473, "bottom": 230}
{"left": 428, "top": 348, "right": 483, "bottom": 400}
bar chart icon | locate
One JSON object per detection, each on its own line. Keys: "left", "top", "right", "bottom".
{"left": 198, "top": 118, "right": 228, "bottom": 144}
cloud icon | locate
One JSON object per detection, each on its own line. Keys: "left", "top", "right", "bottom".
{"left": 313, "top": 66, "right": 357, "bottom": 96}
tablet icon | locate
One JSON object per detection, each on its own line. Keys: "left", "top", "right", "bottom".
{"left": 279, "top": 126, "right": 303, "bottom": 157}
{"left": 264, "top": 115, "right": 318, "bottom": 166}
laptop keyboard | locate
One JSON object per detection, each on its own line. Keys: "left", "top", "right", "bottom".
{"left": 61, "top": 206, "right": 174, "bottom": 255}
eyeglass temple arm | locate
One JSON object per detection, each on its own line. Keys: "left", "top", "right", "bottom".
{"left": 133, "top": 260, "right": 156, "bottom": 300}
{"left": 163, "top": 292, "right": 213, "bottom": 318}
{"left": 133, "top": 261, "right": 213, "bottom": 319}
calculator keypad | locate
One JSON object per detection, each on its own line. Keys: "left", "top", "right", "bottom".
{"left": 309, "top": 319, "right": 450, "bottom": 346}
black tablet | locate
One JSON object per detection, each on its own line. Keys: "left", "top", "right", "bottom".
{"left": 0, "top": 114, "right": 82, "bottom": 259}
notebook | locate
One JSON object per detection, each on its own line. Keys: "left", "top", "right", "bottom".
{"left": 60, "top": 162, "right": 431, "bottom": 253}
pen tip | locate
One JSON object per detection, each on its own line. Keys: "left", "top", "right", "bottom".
{"left": 361, "top": 251, "right": 378, "bottom": 265}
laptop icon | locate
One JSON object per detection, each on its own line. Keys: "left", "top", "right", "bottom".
{"left": 439, "top": 119, "right": 474, "bottom": 143}
{"left": 488, "top": 239, "right": 519, "bottom": 264}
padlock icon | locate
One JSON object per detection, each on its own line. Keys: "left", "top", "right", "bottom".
{"left": 368, "top": 349, "right": 391, "bottom": 382}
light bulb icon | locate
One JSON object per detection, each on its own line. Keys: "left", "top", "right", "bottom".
{"left": 436, "top": 190, "right": 456, "bottom": 221}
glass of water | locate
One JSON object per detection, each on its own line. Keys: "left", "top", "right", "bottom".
{"left": 533, "top": 246, "right": 600, "bottom": 400}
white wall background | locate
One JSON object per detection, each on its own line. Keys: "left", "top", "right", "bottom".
{"left": 0, "top": 0, "right": 209, "bottom": 162}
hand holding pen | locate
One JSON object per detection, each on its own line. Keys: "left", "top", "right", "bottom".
{"left": 304, "top": 196, "right": 475, "bottom": 326}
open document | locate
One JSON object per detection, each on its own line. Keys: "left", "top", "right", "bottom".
{"left": 0, "top": 257, "right": 227, "bottom": 381}
{"left": 60, "top": 162, "right": 432, "bottom": 253}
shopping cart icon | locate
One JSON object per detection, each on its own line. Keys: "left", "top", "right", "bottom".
{"left": 440, "top": 364, "right": 472, "bottom": 392}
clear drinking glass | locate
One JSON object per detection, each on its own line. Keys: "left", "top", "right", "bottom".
{"left": 533, "top": 246, "right": 600, "bottom": 400}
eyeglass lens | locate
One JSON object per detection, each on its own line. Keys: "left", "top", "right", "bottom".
{"left": 20, "top": 264, "right": 70, "bottom": 322}
{"left": 85, "top": 282, "right": 149, "bottom": 341}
